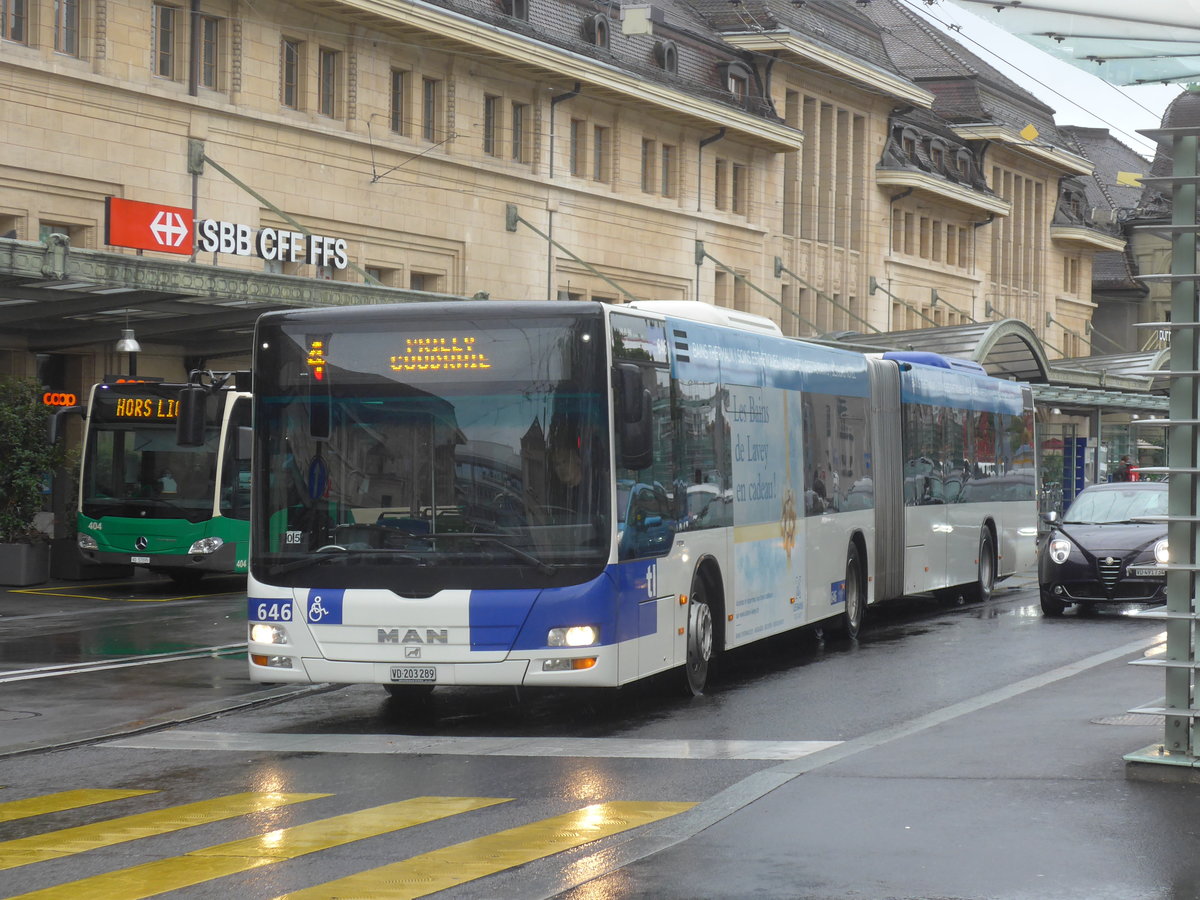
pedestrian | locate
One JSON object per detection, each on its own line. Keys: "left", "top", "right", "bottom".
{"left": 1112, "top": 455, "right": 1133, "bottom": 482}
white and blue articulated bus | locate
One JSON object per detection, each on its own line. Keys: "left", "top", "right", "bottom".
{"left": 243, "top": 300, "right": 1036, "bottom": 697}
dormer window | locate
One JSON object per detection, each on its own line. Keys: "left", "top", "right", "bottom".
{"left": 504, "top": 0, "right": 529, "bottom": 21}
{"left": 928, "top": 140, "right": 947, "bottom": 172}
{"left": 585, "top": 14, "right": 610, "bottom": 49}
{"left": 718, "top": 60, "right": 754, "bottom": 106}
{"left": 955, "top": 149, "right": 973, "bottom": 181}
{"left": 654, "top": 39, "right": 678, "bottom": 73}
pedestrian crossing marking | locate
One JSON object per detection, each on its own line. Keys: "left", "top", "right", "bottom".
{"left": 0, "top": 790, "right": 154, "bottom": 824}
{"left": 280, "top": 800, "right": 696, "bottom": 900}
{"left": 0, "top": 792, "right": 327, "bottom": 872}
{"left": 8, "top": 797, "right": 508, "bottom": 900}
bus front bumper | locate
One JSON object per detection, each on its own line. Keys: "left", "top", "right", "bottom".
{"left": 77, "top": 540, "right": 242, "bottom": 574}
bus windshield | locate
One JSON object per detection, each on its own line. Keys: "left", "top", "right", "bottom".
{"left": 81, "top": 389, "right": 223, "bottom": 523}
{"left": 253, "top": 308, "right": 611, "bottom": 589}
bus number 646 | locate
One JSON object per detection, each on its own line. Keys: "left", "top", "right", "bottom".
{"left": 256, "top": 601, "right": 293, "bottom": 622}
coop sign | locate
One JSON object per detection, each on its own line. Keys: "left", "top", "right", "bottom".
{"left": 195, "top": 220, "right": 349, "bottom": 269}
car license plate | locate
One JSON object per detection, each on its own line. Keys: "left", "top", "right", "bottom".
{"left": 390, "top": 666, "right": 436, "bottom": 683}
{"left": 131, "top": 556, "right": 150, "bottom": 564}
{"left": 1129, "top": 566, "right": 1165, "bottom": 577}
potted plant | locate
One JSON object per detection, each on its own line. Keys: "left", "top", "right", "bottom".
{"left": 0, "top": 376, "right": 64, "bottom": 585}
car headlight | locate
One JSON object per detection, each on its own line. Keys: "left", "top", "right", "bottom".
{"left": 188, "top": 536, "right": 225, "bottom": 555}
{"left": 1048, "top": 538, "right": 1072, "bottom": 565}
{"left": 1154, "top": 539, "right": 1170, "bottom": 565}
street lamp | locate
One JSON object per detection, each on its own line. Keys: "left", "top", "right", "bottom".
{"left": 116, "top": 328, "right": 141, "bottom": 376}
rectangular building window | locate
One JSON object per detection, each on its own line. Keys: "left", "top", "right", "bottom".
{"left": 641, "top": 139, "right": 656, "bottom": 193}
{"left": 54, "top": 0, "right": 79, "bottom": 55}
{"left": 411, "top": 271, "right": 442, "bottom": 292}
{"left": 569, "top": 119, "right": 586, "bottom": 177}
{"left": 511, "top": 102, "right": 529, "bottom": 162}
{"left": 199, "top": 16, "right": 220, "bottom": 88}
{"left": 152, "top": 4, "right": 176, "bottom": 78}
{"left": 661, "top": 144, "right": 676, "bottom": 198}
{"left": 389, "top": 69, "right": 406, "bottom": 134}
{"left": 281, "top": 39, "right": 302, "bottom": 109}
{"left": 483, "top": 94, "right": 500, "bottom": 157}
{"left": 731, "top": 163, "right": 747, "bottom": 215}
{"left": 714, "top": 159, "right": 728, "bottom": 210}
{"left": 422, "top": 77, "right": 440, "bottom": 142}
{"left": 592, "top": 125, "right": 610, "bottom": 182}
{"left": 2, "top": 0, "right": 27, "bottom": 43}
{"left": 318, "top": 48, "right": 338, "bottom": 117}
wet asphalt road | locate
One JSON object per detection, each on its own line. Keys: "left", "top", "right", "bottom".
{"left": 0, "top": 571, "right": 1195, "bottom": 899}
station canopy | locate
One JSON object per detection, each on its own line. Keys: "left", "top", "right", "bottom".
{"left": 940, "top": 0, "right": 1200, "bottom": 86}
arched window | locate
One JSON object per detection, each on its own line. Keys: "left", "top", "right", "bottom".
{"left": 654, "top": 40, "right": 678, "bottom": 73}
{"left": 717, "top": 60, "right": 754, "bottom": 105}
{"left": 584, "top": 14, "right": 610, "bottom": 49}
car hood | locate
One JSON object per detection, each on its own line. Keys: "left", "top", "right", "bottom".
{"left": 1054, "top": 522, "right": 1165, "bottom": 557}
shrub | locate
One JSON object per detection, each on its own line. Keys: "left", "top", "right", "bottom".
{"left": 0, "top": 376, "right": 64, "bottom": 543}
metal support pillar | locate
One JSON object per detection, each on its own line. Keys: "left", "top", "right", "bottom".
{"left": 1124, "top": 125, "right": 1200, "bottom": 776}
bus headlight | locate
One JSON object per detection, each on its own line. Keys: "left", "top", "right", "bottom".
{"left": 188, "top": 536, "right": 225, "bottom": 555}
{"left": 250, "top": 623, "right": 288, "bottom": 644}
{"left": 1048, "top": 538, "right": 1072, "bottom": 565}
{"left": 548, "top": 625, "right": 599, "bottom": 647}
{"left": 77, "top": 532, "right": 98, "bottom": 551}
{"left": 1154, "top": 539, "right": 1170, "bottom": 565}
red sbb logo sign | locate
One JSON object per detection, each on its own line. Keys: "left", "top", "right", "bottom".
{"left": 105, "top": 197, "right": 193, "bottom": 256}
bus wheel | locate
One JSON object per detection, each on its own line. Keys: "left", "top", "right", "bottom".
{"left": 970, "top": 529, "right": 996, "bottom": 603}
{"left": 679, "top": 574, "right": 714, "bottom": 697}
{"left": 840, "top": 543, "right": 866, "bottom": 639}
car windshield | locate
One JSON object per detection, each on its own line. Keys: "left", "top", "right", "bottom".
{"left": 1063, "top": 487, "right": 1167, "bottom": 524}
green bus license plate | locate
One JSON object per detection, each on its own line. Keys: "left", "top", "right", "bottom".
{"left": 390, "top": 666, "right": 436, "bottom": 683}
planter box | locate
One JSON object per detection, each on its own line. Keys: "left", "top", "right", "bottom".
{"left": 0, "top": 541, "right": 50, "bottom": 586}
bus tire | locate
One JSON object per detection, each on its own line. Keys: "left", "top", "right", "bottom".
{"left": 839, "top": 542, "right": 866, "bottom": 639}
{"left": 970, "top": 528, "right": 996, "bottom": 603}
{"left": 679, "top": 572, "right": 714, "bottom": 697}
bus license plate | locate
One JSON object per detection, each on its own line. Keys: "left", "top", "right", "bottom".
{"left": 390, "top": 666, "right": 436, "bottom": 683}
{"left": 1129, "top": 566, "right": 1165, "bottom": 577}
{"left": 131, "top": 556, "right": 150, "bottom": 564}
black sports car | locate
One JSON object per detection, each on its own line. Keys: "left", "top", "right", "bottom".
{"left": 1039, "top": 482, "right": 1169, "bottom": 616}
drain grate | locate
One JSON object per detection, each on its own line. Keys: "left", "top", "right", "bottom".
{"left": 1091, "top": 713, "right": 1164, "bottom": 726}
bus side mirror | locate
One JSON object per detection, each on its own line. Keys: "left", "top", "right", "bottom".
{"left": 177, "top": 384, "right": 208, "bottom": 447}
{"left": 47, "top": 406, "right": 83, "bottom": 445}
{"left": 236, "top": 425, "right": 253, "bottom": 461}
{"left": 614, "top": 364, "right": 653, "bottom": 471}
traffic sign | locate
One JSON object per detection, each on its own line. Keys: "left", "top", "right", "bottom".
{"left": 105, "top": 197, "right": 194, "bottom": 255}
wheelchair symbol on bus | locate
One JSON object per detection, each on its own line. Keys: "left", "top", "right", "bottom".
{"left": 306, "top": 589, "right": 344, "bottom": 624}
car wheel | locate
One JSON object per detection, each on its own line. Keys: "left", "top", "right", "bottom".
{"left": 1040, "top": 590, "right": 1067, "bottom": 617}
{"left": 679, "top": 573, "right": 714, "bottom": 697}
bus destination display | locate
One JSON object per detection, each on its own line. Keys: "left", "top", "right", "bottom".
{"left": 390, "top": 335, "right": 492, "bottom": 373}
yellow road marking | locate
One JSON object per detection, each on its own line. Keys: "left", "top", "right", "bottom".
{"left": 281, "top": 800, "right": 696, "bottom": 900}
{"left": 0, "top": 791, "right": 326, "bottom": 871}
{"left": 9, "top": 796, "right": 508, "bottom": 900}
{"left": 0, "top": 790, "right": 155, "bottom": 824}
{"left": 11, "top": 583, "right": 214, "bottom": 602}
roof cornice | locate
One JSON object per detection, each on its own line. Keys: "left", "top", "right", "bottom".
{"left": 723, "top": 31, "right": 935, "bottom": 108}
{"left": 340, "top": 0, "right": 803, "bottom": 150}
{"left": 948, "top": 125, "right": 1094, "bottom": 175}
{"left": 1050, "top": 225, "right": 1127, "bottom": 253}
{"left": 876, "top": 169, "right": 1012, "bottom": 216}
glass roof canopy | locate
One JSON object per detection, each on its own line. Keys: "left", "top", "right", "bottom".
{"left": 941, "top": 0, "right": 1200, "bottom": 85}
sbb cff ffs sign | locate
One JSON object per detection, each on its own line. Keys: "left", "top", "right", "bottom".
{"left": 105, "top": 197, "right": 194, "bottom": 256}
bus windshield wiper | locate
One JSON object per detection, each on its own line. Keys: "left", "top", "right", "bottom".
{"left": 455, "top": 534, "right": 558, "bottom": 575}
{"left": 270, "top": 547, "right": 426, "bottom": 575}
